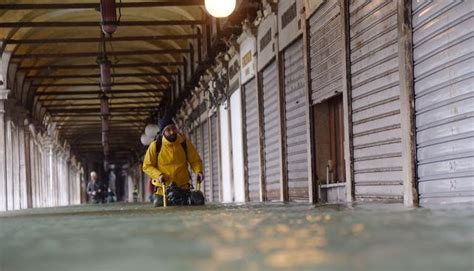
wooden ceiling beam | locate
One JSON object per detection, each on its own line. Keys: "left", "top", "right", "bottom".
{"left": 7, "top": 34, "right": 200, "bottom": 45}
{"left": 48, "top": 106, "right": 159, "bottom": 114}
{"left": 71, "top": 140, "right": 140, "bottom": 143}
{"left": 50, "top": 113, "right": 151, "bottom": 117}
{"left": 71, "top": 147, "right": 136, "bottom": 151}
{"left": 63, "top": 136, "right": 142, "bottom": 140}
{"left": 0, "top": 20, "right": 204, "bottom": 28}
{"left": 35, "top": 89, "right": 166, "bottom": 96}
{"left": 0, "top": 1, "right": 203, "bottom": 10}
{"left": 20, "top": 61, "right": 185, "bottom": 71}
{"left": 59, "top": 126, "right": 145, "bottom": 130}
{"left": 59, "top": 125, "right": 145, "bottom": 129}
{"left": 63, "top": 136, "right": 141, "bottom": 140}
{"left": 68, "top": 138, "right": 140, "bottom": 143}
{"left": 12, "top": 49, "right": 191, "bottom": 59}
{"left": 44, "top": 101, "right": 159, "bottom": 108}
{"left": 58, "top": 121, "right": 144, "bottom": 125}
{"left": 27, "top": 72, "right": 178, "bottom": 79}
{"left": 32, "top": 82, "right": 168, "bottom": 87}
{"left": 63, "top": 135, "right": 141, "bottom": 140}
{"left": 38, "top": 95, "right": 162, "bottom": 101}
{"left": 60, "top": 127, "right": 143, "bottom": 133}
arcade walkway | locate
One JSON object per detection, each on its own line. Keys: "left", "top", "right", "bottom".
{"left": 1, "top": 203, "right": 473, "bottom": 271}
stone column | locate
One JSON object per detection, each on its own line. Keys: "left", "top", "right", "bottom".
{"left": 59, "top": 149, "right": 70, "bottom": 206}
{"left": 66, "top": 160, "right": 72, "bottom": 205}
{"left": 36, "top": 141, "right": 44, "bottom": 208}
{"left": 52, "top": 145, "right": 60, "bottom": 206}
{"left": 16, "top": 108, "right": 28, "bottom": 209}
{"left": 11, "top": 108, "right": 20, "bottom": 210}
{"left": 65, "top": 157, "right": 70, "bottom": 205}
{"left": 0, "top": 89, "right": 10, "bottom": 211}
{"left": 4, "top": 100, "right": 15, "bottom": 210}
{"left": 41, "top": 136, "right": 54, "bottom": 207}
{"left": 33, "top": 139, "right": 40, "bottom": 208}
{"left": 27, "top": 130, "right": 35, "bottom": 208}
{"left": 42, "top": 143, "right": 48, "bottom": 207}
{"left": 23, "top": 119, "right": 33, "bottom": 209}
{"left": 36, "top": 137, "right": 43, "bottom": 208}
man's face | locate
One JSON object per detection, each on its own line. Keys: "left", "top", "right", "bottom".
{"left": 163, "top": 125, "right": 178, "bottom": 142}
{"left": 91, "top": 173, "right": 97, "bottom": 182}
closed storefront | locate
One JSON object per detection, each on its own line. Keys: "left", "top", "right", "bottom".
{"left": 412, "top": 0, "right": 474, "bottom": 205}
{"left": 279, "top": 0, "right": 310, "bottom": 202}
{"left": 210, "top": 113, "right": 220, "bottom": 202}
{"left": 309, "top": 0, "right": 343, "bottom": 104}
{"left": 187, "top": 125, "right": 197, "bottom": 185}
{"left": 202, "top": 120, "right": 211, "bottom": 201}
{"left": 243, "top": 78, "right": 260, "bottom": 201}
{"left": 308, "top": 0, "right": 346, "bottom": 203}
{"left": 239, "top": 29, "right": 261, "bottom": 202}
{"left": 262, "top": 62, "right": 280, "bottom": 201}
{"left": 228, "top": 52, "right": 246, "bottom": 202}
{"left": 194, "top": 123, "right": 202, "bottom": 187}
{"left": 349, "top": 0, "right": 404, "bottom": 201}
{"left": 258, "top": 10, "right": 281, "bottom": 201}
{"left": 219, "top": 103, "right": 233, "bottom": 203}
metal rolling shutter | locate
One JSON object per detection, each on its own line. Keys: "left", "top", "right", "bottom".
{"left": 262, "top": 60, "right": 281, "bottom": 201}
{"left": 349, "top": 0, "right": 403, "bottom": 200}
{"left": 412, "top": 0, "right": 474, "bottom": 205}
{"left": 210, "top": 114, "right": 220, "bottom": 202}
{"left": 195, "top": 124, "right": 203, "bottom": 157}
{"left": 195, "top": 124, "right": 203, "bottom": 187}
{"left": 202, "top": 120, "right": 211, "bottom": 201}
{"left": 283, "top": 38, "right": 309, "bottom": 201}
{"left": 188, "top": 128, "right": 197, "bottom": 185}
{"left": 244, "top": 78, "right": 260, "bottom": 201}
{"left": 309, "top": 0, "right": 343, "bottom": 105}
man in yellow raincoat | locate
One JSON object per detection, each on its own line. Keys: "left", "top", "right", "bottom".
{"left": 142, "top": 114, "right": 203, "bottom": 207}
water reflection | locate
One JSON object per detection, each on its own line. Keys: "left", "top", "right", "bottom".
{"left": 0, "top": 203, "right": 472, "bottom": 271}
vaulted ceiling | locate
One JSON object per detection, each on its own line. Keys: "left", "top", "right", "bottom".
{"left": 0, "top": 0, "right": 206, "bottom": 164}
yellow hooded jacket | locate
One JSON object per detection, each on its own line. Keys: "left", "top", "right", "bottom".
{"left": 142, "top": 134, "right": 203, "bottom": 196}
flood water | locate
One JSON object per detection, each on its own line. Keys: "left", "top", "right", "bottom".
{"left": 1, "top": 203, "right": 473, "bottom": 271}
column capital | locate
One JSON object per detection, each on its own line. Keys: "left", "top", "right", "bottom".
{"left": 0, "top": 89, "right": 10, "bottom": 114}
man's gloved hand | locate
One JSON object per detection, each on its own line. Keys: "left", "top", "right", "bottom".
{"left": 159, "top": 174, "right": 166, "bottom": 185}
{"left": 197, "top": 172, "right": 204, "bottom": 183}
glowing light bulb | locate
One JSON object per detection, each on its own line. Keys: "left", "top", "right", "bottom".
{"left": 205, "top": 0, "right": 236, "bottom": 18}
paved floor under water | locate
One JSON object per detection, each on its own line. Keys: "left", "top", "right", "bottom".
{"left": 0, "top": 203, "right": 473, "bottom": 271}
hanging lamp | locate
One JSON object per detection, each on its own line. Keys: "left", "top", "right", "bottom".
{"left": 205, "top": 0, "right": 236, "bottom": 18}
{"left": 100, "top": 0, "right": 118, "bottom": 36}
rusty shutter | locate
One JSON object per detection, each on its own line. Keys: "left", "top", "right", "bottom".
{"left": 210, "top": 114, "right": 220, "bottom": 202}
{"left": 309, "top": 0, "right": 343, "bottom": 105}
{"left": 283, "top": 38, "right": 310, "bottom": 201}
{"left": 412, "top": 0, "right": 474, "bottom": 205}
{"left": 243, "top": 78, "right": 261, "bottom": 201}
{"left": 202, "top": 120, "right": 211, "bottom": 201}
{"left": 262, "top": 60, "right": 281, "bottom": 201}
{"left": 349, "top": 0, "right": 403, "bottom": 200}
